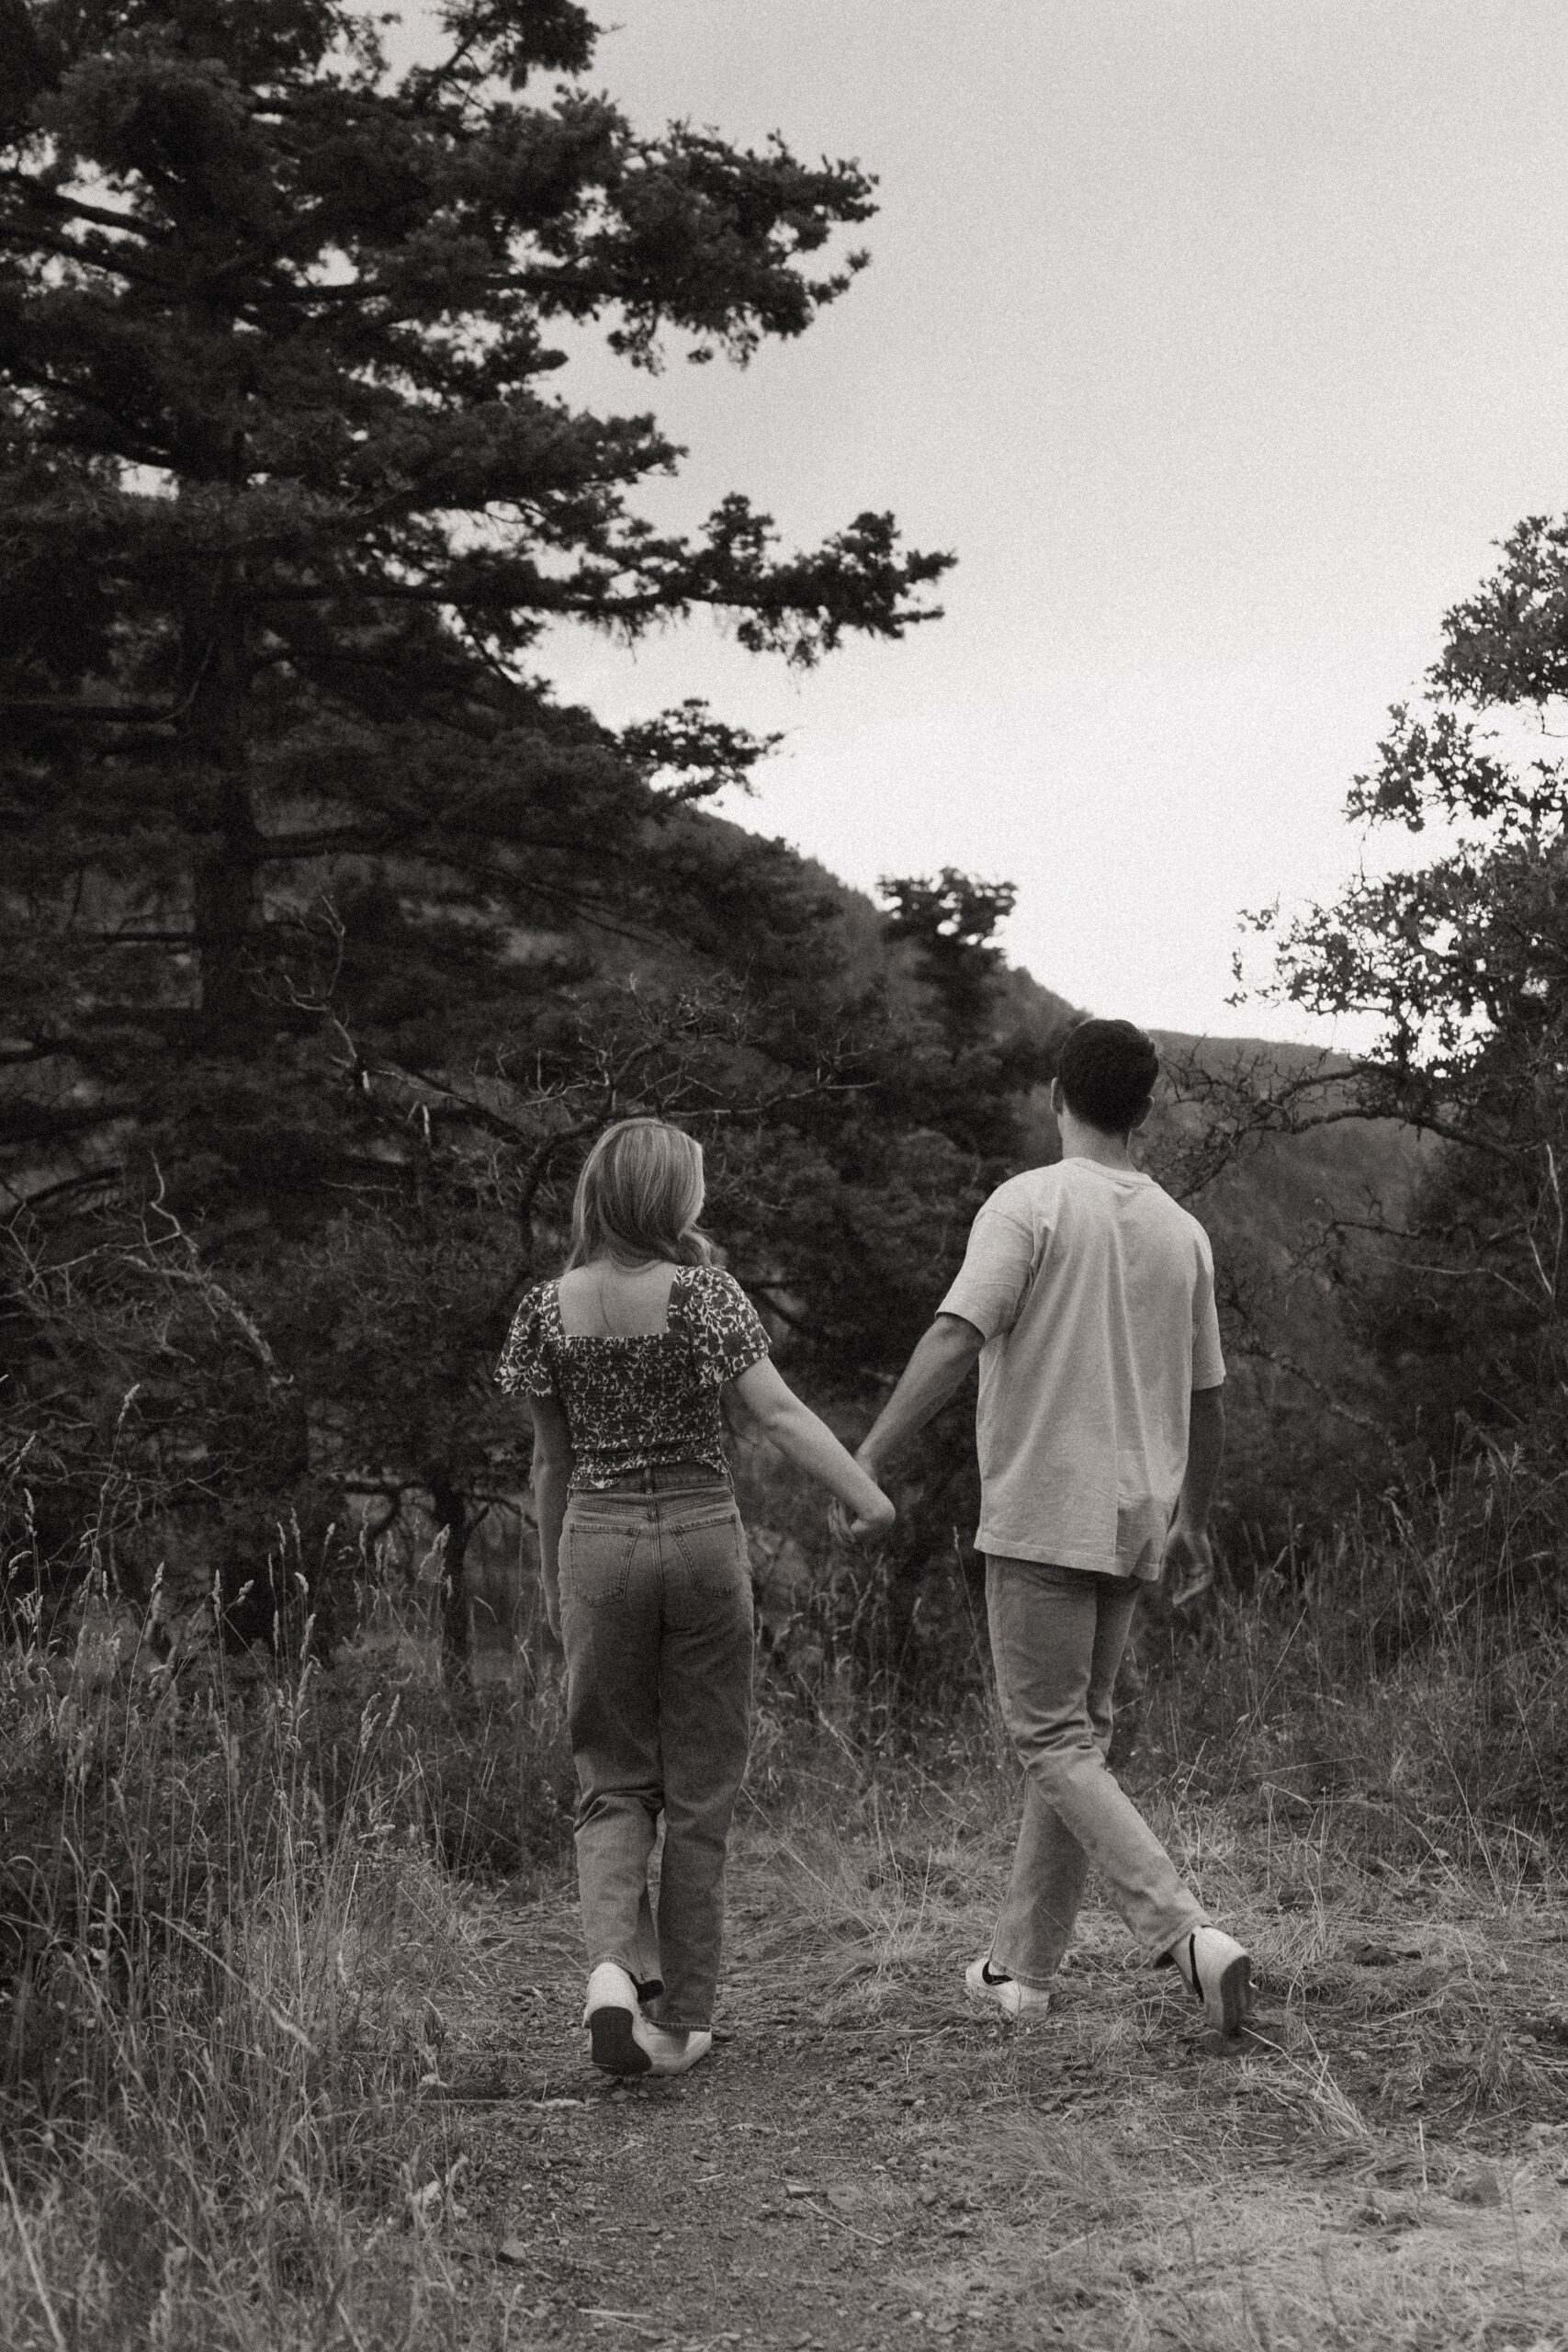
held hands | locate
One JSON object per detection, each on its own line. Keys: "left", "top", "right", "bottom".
{"left": 828, "top": 1450, "right": 897, "bottom": 1545}
{"left": 828, "top": 1491, "right": 897, "bottom": 1544}
{"left": 831, "top": 1496, "right": 893, "bottom": 1552}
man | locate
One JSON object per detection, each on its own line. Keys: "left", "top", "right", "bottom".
{"left": 850, "top": 1017, "right": 1254, "bottom": 2034}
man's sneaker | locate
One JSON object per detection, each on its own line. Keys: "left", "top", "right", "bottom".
{"left": 1168, "top": 1927, "right": 1254, "bottom": 2036}
{"left": 964, "top": 1955, "right": 1051, "bottom": 2019}
{"left": 583, "top": 1962, "right": 650, "bottom": 2075}
{"left": 631, "top": 2017, "right": 713, "bottom": 2076}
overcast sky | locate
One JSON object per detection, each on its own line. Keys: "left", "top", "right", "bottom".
{"left": 408, "top": 1, "right": 1568, "bottom": 1043}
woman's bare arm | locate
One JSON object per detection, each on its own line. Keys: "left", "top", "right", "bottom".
{"left": 529, "top": 1394, "right": 574, "bottom": 1637}
{"left": 728, "top": 1356, "right": 895, "bottom": 1534}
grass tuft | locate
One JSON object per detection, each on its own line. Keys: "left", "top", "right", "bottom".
{"left": 0, "top": 1550, "right": 570, "bottom": 2351}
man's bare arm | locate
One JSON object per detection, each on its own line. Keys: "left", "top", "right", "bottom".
{"left": 857, "top": 1313, "right": 987, "bottom": 1476}
{"left": 1164, "top": 1385, "right": 1225, "bottom": 1583}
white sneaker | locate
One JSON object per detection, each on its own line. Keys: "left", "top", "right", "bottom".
{"left": 631, "top": 2016, "right": 713, "bottom": 2075}
{"left": 964, "top": 1955, "right": 1052, "bottom": 2019}
{"left": 1168, "top": 1927, "right": 1254, "bottom": 2036}
{"left": 583, "top": 1962, "right": 649, "bottom": 2075}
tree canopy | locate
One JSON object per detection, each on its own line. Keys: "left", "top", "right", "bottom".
{"left": 1242, "top": 516, "right": 1568, "bottom": 1470}
{"left": 2, "top": 0, "right": 948, "bottom": 1047}
{"left": 2, "top": 2, "right": 1077, "bottom": 1678}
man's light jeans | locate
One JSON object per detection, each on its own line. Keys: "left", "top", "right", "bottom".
{"left": 986, "top": 1557, "right": 1206, "bottom": 1987}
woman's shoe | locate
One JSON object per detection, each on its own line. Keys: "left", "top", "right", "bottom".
{"left": 1168, "top": 1927, "right": 1254, "bottom": 2036}
{"left": 583, "top": 1962, "right": 650, "bottom": 2075}
{"left": 631, "top": 2016, "right": 713, "bottom": 2075}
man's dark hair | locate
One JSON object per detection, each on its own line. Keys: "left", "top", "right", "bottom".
{"left": 1056, "top": 1018, "right": 1160, "bottom": 1134}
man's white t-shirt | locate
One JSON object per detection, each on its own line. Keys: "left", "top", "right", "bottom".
{"left": 938, "top": 1158, "right": 1225, "bottom": 1579}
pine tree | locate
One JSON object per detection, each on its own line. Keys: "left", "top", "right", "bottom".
{"left": 2, "top": 0, "right": 947, "bottom": 1080}
{"left": 1, "top": 0, "right": 956, "bottom": 1654}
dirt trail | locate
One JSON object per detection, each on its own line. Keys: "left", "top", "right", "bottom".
{"left": 428, "top": 1821, "right": 1568, "bottom": 2350}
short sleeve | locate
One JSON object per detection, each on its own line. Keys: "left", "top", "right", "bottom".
{"left": 683, "top": 1269, "right": 770, "bottom": 1387}
{"left": 1190, "top": 1234, "right": 1225, "bottom": 1389}
{"left": 937, "top": 1199, "right": 1037, "bottom": 1342}
{"left": 495, "top": 1284, "right": 557, "bottom": 1397}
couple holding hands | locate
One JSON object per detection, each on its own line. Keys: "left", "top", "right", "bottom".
{"left": 498, "top": 1017, "right": 1254, "bottom": 2081}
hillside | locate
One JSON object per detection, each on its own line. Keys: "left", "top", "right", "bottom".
{"left": 5, "top": 723, "right": 1422, "bottom": 1658}
{"left": 517, "top": 830, "right": 1418, "bottom": 1550}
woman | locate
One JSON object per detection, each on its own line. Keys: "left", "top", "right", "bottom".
{"left": 498, "top": 1117, "right": 894, "bottom": 2079}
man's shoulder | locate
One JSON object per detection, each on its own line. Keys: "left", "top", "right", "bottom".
{"left": 978, "top": 1161, "right": 1212, "bottom": 1243}
{"left": 984, "top": 1159, "right": 1147, "bottom": 1208}
{"left": 1132, "top": 1181, "right": 1215, "bottom": 1262}
{"left": 976, "top": 1159, "right": 1153, "bottom": 1220}
{"left": 1142, "top": 1180, "right": 1212, "bottom": 1239}
{"left": 977, "top": 1164, "right": 1063, "bottom": 1221}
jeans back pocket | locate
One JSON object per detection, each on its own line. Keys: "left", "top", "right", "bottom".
{"left": 670, "top": 1505, "right": 749, "bottom": 1599}
{"left": 561, "top": 1513, "right": 641, "bottom": 1607}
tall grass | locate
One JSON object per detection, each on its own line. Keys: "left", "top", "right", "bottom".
{"left": 5, "top": 1452, "right": 1566, "bottom": 2346}
{"left": 739, "top": 1461, "right": 1568, "bottom": 1983}
{"left": 0, "top": 1552, "right": 570, "bottom": 2352}
{"left": 1130, "top": 1486, "right": 1568, "bottom": 1885}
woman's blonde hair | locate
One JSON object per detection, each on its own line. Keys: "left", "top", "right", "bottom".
{"left": 566, "top": 1118, "right": 714, "bottom": 1270}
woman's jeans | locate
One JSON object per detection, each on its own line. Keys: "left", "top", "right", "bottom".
{"left": 987, "top": 1557, "right": 1207, "bottom": 1988}
{"left": 559, "top": 1480, "right": 752, "bottom": 2030}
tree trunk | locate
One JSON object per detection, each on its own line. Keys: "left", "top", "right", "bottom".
{"left": 184, "top": 495, "right": 261, "bottom": 1039}
{"left": 431, "top": 1472, "right": 471, "bottom": 1674}
{"left": 192, "top": 791, "right": 262, "bottom": 1035}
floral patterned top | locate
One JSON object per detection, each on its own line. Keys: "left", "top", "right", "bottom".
{"left": 496, "top": 1266, "right": 771, "bottom": 1490}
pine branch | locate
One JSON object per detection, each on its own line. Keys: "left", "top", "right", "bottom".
{"left": 0, "top": 698, "right": 181, "bottom": 724}
{"left": 0, "top": 173, "right": 169, "bottom": 244}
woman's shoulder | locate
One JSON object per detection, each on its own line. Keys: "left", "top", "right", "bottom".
{"left": 675, "top": 1264, "right": 769, "bottom": 1366}
{"left": 682, "top": 1270, "right": 766, "bottom": 1345}
{"left": 508, "top": 1282, "right": 568, "bottom": 1356}
{"left": 495, "top": 1280, "right": 560, "bottom": 1394}
{"left": 513, "top": 1277, "right": 560, "bottom": 1322}
{"left": 552, "top": 1266, "right": 592, "bottom": 1315}
{"left": 675, "top": 1261, "right": 746, "bottom": 1307}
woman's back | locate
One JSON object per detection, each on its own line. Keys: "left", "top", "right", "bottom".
{"left": 556, "top": 1258, "right": 680, "bottom": 1338}
{"left": 498, "top": 1261, "right": 771, "bottom": 1488}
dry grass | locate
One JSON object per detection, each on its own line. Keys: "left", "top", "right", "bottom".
{"left": 4, "top": 1488, "right": 1568, "bottom": 2350}
{"left": 949, "top": 2111, "right": 1568, "bottom": 2352}
{"left": 708, "top": 1536, "right": 1568, "bottom": 2340}
{"left": 705, "top": 1743, "right": 1568, "bottom": 2351}
{"left": 0, "top": 1568, "right": 570, "bottom": 2352}
{"left": 1133, "top": 1501, "right": 1568, "bottom": 1879}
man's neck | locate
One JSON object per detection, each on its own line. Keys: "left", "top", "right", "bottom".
{"left": 1056, "top": 1113, "right": 1138, "bottom": 1170}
